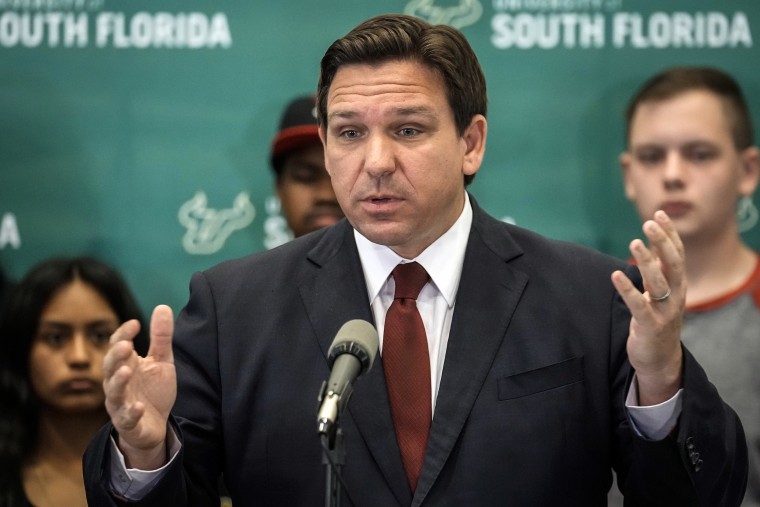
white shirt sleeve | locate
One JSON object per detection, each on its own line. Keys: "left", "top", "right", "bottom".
{"left": 625, "top": 374, "right": 683, "bottom": 440}
{"left": 108, "top": 426, "right": 182, "bottom": 500}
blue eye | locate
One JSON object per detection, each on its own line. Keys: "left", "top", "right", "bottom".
{"left": 340, "top": 129, "right": 360, "bottom": 139}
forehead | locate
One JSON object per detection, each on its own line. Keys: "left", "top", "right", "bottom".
{"left": 326, "top": 60, "right": 449, "bottom": 121}
{"left": 630, "top": 90, "right": 733, "bottom": 143}
{"left": 40, "top": 280, "right": 115, "bottom": 320}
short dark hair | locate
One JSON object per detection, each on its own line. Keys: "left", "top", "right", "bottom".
{"left": 0, "top": 257, "right": 148, "bottom": 503}
{"left": 317, "top": 14, "right": 487, "bottom": 185}
{"left": 625, "top": 66, "right": 755, "bottom": 150}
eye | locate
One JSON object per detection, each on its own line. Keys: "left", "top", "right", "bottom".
{"left": 89, "top": 325, "right": 117, "bottom": 346}
{"left": 38, "top": 332, "right": 68, "bottom": 348}
{"left": 284, "top": 164, "right": 322, "bottom": 184}
{"left": 635, "top": 149, "right": 664, "bottom": 166}
{"left": 90, "top": 331, "right": 111, "bottom": 346}
{"left": 399, "top": 127, "right": 419, "bottom": 137}
{"left": 685, "top": 146, "right": 716, "bottom": 164}
{"left": 339, "top": 129, "right": 360, "bottom": 139}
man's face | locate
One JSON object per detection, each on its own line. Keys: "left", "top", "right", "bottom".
{"left": 319, "top": 59, "right": 486, "bottom": 259}
{"left": 621, "top": 89, "right": 759, "bottom": 244}
{"left": 276, "top": 142, "right": 344, "bottom": 238}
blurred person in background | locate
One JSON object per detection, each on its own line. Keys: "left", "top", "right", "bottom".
{"left": 269, "top": 94, "right": 344, "bottom": 239}
{"left": 0, "top": 257, "right": 148, "bottom": 507}
{"left": 615, "top": 65, "right": 760, "bottom": 505}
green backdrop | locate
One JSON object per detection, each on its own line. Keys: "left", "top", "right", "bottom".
{"left": 2, "top": 0, "right": 759, "bottom": 316}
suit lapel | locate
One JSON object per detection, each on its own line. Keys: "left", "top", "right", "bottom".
{"left": 298, "top": 204, "right": 529, "bottom": 507}
{"left": 299, "top": 221, "right": 412, "bottom": 506}
{"left": 412, "top": 202, "right": 528, "bottom": 506}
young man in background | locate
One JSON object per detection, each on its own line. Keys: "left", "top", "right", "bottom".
{"left": 618, "top": 66, "right": 759, "bottom": 505}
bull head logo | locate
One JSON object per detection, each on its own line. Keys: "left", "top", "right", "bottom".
{"left": 405, "top": 0, "right": 483, "bottom": 29}
{"left": 178, "top": 191, "right": 255, "bottom": 254}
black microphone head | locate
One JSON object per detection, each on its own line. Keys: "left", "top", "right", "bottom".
{"left": 327, "top": 319, "right": 379, "bottom": 374}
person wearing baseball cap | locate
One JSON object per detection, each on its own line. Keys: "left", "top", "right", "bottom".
{"left": 270, "top": 94, "right": 344, "bottom": 238}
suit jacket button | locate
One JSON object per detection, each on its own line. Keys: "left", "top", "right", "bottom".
{"left": 694, "top": 459, "right": 703, "bottom": 472}
{"left": 685, "top": 437, "right": 695, "bottom": 450}
{"left": 690, "top": 452, "right": 700, "bottom": 464}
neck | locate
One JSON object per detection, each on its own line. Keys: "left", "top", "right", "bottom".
{"left": 681, "top": 227, "right": 757, "bottom": 306}
{"left": 22, "top": 409, "right": 105, "bottom": 507}
{"left": 31, "top": 407, "right": 108, "bottom": 464}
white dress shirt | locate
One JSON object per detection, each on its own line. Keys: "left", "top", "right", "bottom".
{"left": 354, "top": 192, "right": 473, "bottom": 412}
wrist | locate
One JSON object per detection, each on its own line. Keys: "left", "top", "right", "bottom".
{"left": 118, "top": 435, "right": 168, "bottom": 471}
{"left": 634, "top": 360, "right": 683, "bottom": 406}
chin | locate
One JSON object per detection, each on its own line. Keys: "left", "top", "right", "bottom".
{"left": 358, "top": 227, "right": 403, "bottom": 247}
{"left": 55, "top": 396, "right": 107, "bottom": 413}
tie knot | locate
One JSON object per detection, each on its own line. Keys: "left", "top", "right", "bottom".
{"left": 392, "top": 262, "right": 429, "bottom": 300}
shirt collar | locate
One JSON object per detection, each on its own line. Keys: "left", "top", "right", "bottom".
{"left": 354, "top": 192, "right": 473, "bottom": 308}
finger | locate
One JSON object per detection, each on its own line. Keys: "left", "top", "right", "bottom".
{"left": 109, "top": 319, "right": 141, "bottom": 345}
{"left": 628, "top": 237, "right": 670, "bottom": 299}
{"left": 640, "top": 214, "right": 685, "bottom": 299}
{"left": 633, "top": 217, "right": 677, "bottom": 295}
{"left": 611, "top": 270, "right": 652, "bottom": 322}
{"left": 104, "top": 365, "right": 149, "bottom": 428}
{"left": 148, "top": 305, "right": 174, "bottom": 363}
{"left": 654, "top": 210, "right": 684, "bottom": 260}
{"left": 104, "top": 320, "right": 140, "bottom": 381}
{"left": 104, "top": 364, "right": 133, "bottom": 408}
{"left": 110, "top": 396, "right": 146, "bottom": 432}
{"left": 121, "top": 401, "right": 146, "bottom": 431}
{"left": 641, "top": 219, "right": 677, "bottom": 270}
{"left": 102, "top": 339, "right": 137, "bottom": 380}
{"left": 650, "top": 211, "right": 685, "bottom": 287}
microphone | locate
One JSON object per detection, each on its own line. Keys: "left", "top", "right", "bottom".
{"left": 317, "top": 319, "right": 379, "bottom": 439}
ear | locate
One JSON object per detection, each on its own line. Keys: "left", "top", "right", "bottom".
{"left": 738, "top": 146, "right": 760, "bottom": 197}
{"left": 462, "top": 114, "right": 487, "bottom": 177}
{"left": 619, "top": 151, "right": 636, "bottom": 201}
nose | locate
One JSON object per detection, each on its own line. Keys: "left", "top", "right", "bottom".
{"left": 663, "top": 151, "right": 687, "bottom": 190}
{"left": 66, "top": 333, "right": 92, "bottom": 370}
{"left": 363, "top": 133, "right": 396, "bottom": 179}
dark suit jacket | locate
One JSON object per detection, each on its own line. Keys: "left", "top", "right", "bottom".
{"left": 85, "top": 199, "right": 747, "bottom": 506}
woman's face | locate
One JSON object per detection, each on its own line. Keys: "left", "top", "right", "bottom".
{"left": 29, "top": 279, "right": 119, "bottom": 413}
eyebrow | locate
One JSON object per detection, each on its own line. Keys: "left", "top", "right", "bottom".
{"left": 38, "top": 319, "right": 119, "bottom": 329}
{"left": 328, "top": 105, "right": 438, "bottom": 123}
{"left": 632, "top": 138, "right": 719, "bottom": 149}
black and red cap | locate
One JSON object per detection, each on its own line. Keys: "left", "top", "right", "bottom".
{"left": 270, "top": 95, "right": 321, "bottom": 174}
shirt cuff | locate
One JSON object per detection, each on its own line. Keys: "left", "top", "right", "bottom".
{"left": 625, "top": 374, "right": 683, "bottom": 441}
{"left": 108, "top": 426, "right": 182, "bottom": 500}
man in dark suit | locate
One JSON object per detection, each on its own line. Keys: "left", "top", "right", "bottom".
{"left": 84, "top": 14, "right": 748, "bottom": 506}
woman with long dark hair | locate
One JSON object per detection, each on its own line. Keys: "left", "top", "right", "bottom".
{"left": 0, "top": 257, "right": 148, "bottom": 507}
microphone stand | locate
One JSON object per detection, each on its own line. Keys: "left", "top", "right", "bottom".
{"left": 321, "top": 428, "right": 345, "bottom": 507}
{"left": 319, "top": 381, "right": 347, "bottom": 507}
{"left": 317, "top": 322, "right": 379, "bottom": 507}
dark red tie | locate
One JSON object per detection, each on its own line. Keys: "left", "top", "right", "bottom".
{"left": 383, "top": 262, "right": 431, "bottom": 491}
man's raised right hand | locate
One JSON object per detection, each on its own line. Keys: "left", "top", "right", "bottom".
{"left": 103, "top": 304, "right": 177, "bottom": 470}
